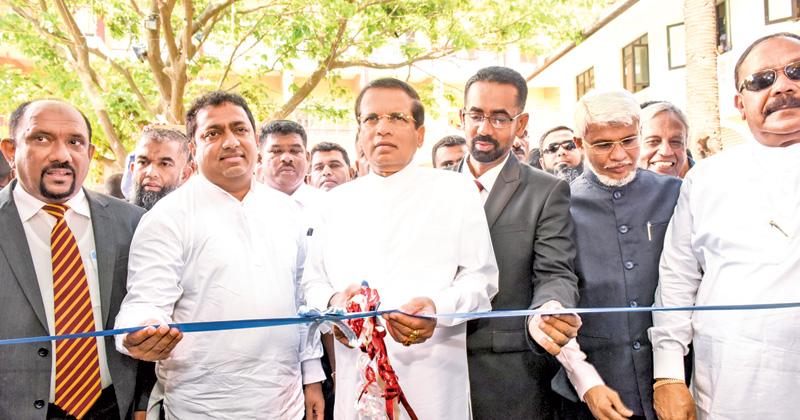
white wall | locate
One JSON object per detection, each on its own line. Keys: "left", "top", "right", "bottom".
{"left": 527, "top": 0, "right": 800, "bottom": 147}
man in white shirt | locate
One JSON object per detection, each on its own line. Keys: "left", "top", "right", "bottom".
{"left": 115, "top": 92, "right": 324, "bottom": 419}
{"left": 302, "top": 78, "right": 499, "bottom": 419}
{"left": 0, "top": 99, "right": 146, "bottom": 419}
{"left": 650, "top": 32, "right": 800, "bottom": 419}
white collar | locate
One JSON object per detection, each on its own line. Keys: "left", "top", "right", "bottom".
{"left": 13, "top": 182, "right": 91, "bottom": 222}
{"left": 463, "top": 153, "right": 510, "bottom": 194}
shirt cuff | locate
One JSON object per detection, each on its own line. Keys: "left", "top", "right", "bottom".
{"left": 653, "top": 348, "right": 686, "bottom": 380}
{"left": 301, "top": 359, "right": 326, "bottom": 385}
{"left": 556, "top": 339, "right": 605, "bottom": 401}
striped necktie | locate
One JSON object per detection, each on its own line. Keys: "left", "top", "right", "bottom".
{"left": 43, "top": 203, "right": 102, "bottom": 419}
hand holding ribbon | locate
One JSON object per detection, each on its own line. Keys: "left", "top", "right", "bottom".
{"left": 383, "top": 297, "right": 437, "bottom": 346}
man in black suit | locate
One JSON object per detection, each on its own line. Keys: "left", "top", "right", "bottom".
{"left": 0, "top": 99, "right": 146, "bottom": 419}
{"left": 458, "top": 66, "right": 580, "bottom": 419}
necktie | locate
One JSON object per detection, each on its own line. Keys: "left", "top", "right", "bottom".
{"left": 43, "top": 204, "right": 101, "bottom": 419}
{"left": 474, "top": 180, "right": 485, "bottom": 192}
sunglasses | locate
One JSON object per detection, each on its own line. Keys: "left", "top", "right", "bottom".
{"left": 738, "top": 60, "right": 800, "bottom": 92}
{"left": 542, "top": 140, "right": 577, "bottom": 155}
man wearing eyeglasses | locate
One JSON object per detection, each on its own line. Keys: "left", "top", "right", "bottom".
{"left": 550, "top": 89, "right": 682, "bottom": 420}
{"left": 538, "top": 125, "right": 583, "bottom": 182}
{"left": 453, "top": 66, "right": 581, "bottom": 419}
{"left": 650, "top": 32, "right": 800, "bottom": 420}
{"left": 301, "top": 78, "right": 499, "bottom": 419}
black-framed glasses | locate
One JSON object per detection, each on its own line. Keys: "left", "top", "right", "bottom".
{"left": 463, "top": 111, "right": 523, "bottom": 129}
{"left": 738, "top": 60, "right": 800, "bottom": 92}
{"left": 585, "top": 135, "right": 639, "bottom": 154}
{"left": 358, "top": 112, "right": 416, "bottom": 127}
{"left": 542, "top": 140, "right": 577, "bottom": 155}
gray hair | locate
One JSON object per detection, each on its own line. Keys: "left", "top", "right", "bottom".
{"left": 640, "top": 101, "right": 689, "bottom": 138}
{"left": 574, "top": 89, "right": 640, "bottom": 138}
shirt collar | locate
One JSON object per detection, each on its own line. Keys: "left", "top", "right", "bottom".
{"left": 13, "top": 182, "right": 90, "bottom": 222}
{"left": 463, "top": 153, "right": 510, "bottom": 194}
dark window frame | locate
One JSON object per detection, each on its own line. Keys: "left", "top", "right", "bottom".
{"left": 716, "top": 0, "right": 732, "bottom": 53}
{"left": 576, "top": 67, "right": 595, "bottom": 100}
{"left": 666, "top": 22, "right": 686, "bottom": 70}
{"left": 764, "top": 0, "right": 800, "bottom": 24}
{"left": 622, "top": 34, "right": 649, "bottom": 93}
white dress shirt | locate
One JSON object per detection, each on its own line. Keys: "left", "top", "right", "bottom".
{"left": 115, "top": 176, "right": 319, "bottom": 419}
{"left": 463, "top": 153, "right": 509, "bottom": 204}
{"left": 302, "top": 164, "right": 499, "bottom": 419}
{"left": 649, "top": 141, "right": 800, "bottom": 418}
{"left": 14, "top": 184, "right": 112, "bottom": 402}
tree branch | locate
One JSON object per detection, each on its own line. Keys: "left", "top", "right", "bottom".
{"left": 191, "top": 0, "right": 236, "bottom": 36}
{"left": 159, "top": 0, "right": 180, "bottom": 63}
{"left": 52, "top": 0, "right": 127, "bottom": 169}
{"left": 128, "top": 0, "right": 143, "bottom": 16}
{"left": 87, "top": 47, "right": 157, "bottom": 116}
{"left": 146, "top": 0, "right": 172, "bottom": 111}
{"left": 332, "top": 48, "right": 455, "bottom": 69}
{"left": 216, "top": 18, "right": 266, "bottom": 90}
{"left": 271, "top": 18, "right": 349, "bottom": 120}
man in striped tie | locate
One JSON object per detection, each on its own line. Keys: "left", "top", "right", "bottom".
{"left": 0, "top": 99, "right": 148, "bottom": 419}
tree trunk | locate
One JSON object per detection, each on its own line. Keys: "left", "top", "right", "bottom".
{"left": 684, "top": 0, "right": 722, "bottom": 159}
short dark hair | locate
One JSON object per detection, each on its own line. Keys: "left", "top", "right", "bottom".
{"left": 734, "top": 32, "right": 800, "bottom": 90}
{"left": 310, "top": 141, "right": 350, "bottom": 166}
{"left": 259, "top": 120, "right": 308, "bottom": 149}
{"left": 355, "top": 78, "right": 425, "bottom": 129}
{"left": 538, "top": 125, "right": 573, "bottom": 150}
{"left": 8, "top": 99, "right": 93, "bottom": 142}
{"left": 139, "top": 125, "right": 191, "bottom": 161}
{"left": 431, "top": 135, "right": 466, "bottom": 166}
{"left": 185, "top": 91, "right": 256, "bottom": 140}
{"left": 464, "top": 66, "right": 528, "bottom": 110}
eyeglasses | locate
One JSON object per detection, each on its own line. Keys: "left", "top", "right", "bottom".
{"left": 584, "top": 135, "right": 639, "bottom": 154}
{"left": 738, "top": 60, "right": 800, "bottom": 92}
{"left": 542, "top": 140, "right": 577, "bottom": 155}
{"left": 463, "top": 111, "right": 523, "bottom": 129}
{"left": 358, "top": 112, "right": 416, "bottom": 127}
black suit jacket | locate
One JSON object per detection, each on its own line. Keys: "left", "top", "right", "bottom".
{"left": 461, "top": 154, "right": 580, "bottom": 419}
{"left": 0, "top": 181, "right": 145, "bottom": 419}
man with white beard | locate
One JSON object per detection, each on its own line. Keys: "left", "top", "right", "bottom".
{"left": 550, "top": 89, "right": 681, "bottom": 420}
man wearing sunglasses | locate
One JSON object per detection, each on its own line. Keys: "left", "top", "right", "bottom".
{"left": 550, "top": 89, "right": 682, "bottom": 420}
{"left": 455, "top": 66, "right": 580, "bottom": 419}
{"left": 538, "top": 125, "right": 583, "bottom": 182}
{"left": 650, "top": 32, "right": 800, "bottom": 420}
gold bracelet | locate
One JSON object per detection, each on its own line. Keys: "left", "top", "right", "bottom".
{"left": 653, "top": 378, "right": 685, "bottom": 390}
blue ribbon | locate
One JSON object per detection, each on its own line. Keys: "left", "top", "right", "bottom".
{"left": 2, "top": 302, "right": 798, "bottom": 346}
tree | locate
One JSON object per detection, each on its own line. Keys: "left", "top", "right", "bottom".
{"left": 683, "top": 0, "right": 722, "bottom": 158}
{"left": 0, "top": 0, "right": 610, "bottom": 171}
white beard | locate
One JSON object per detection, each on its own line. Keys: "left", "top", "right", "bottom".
{"left": 584, "top": 158, "right": 636, "bottom": 187}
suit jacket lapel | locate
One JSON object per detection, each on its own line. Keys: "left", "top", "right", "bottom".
{"left": 86, "top": 191, "right": 115, "bottom": 327}
{"left": 0, "top": 182, "right": 49, "bottom": 331}
{"left": 485, "top": 153, "right": 521, "bottom": 228}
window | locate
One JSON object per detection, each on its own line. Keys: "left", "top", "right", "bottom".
{"left": 764, "top": 0, "right": 800, "bottom": 23}
{"left": 667, "top": 23, "right": 686, "bottom": 69}
{"left": 716, "top": 0, "right": 731, "bottom": 53}
{"left": 576, "top": 67, "right": 594, "bottom": 100}
{"left": 622, "top": 34, "right": 649, "bottom": 93}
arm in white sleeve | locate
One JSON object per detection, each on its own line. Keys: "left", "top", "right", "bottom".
{"left": 527, "top": 300, "right": 603, "bottom": 400}
{"left": 648, "top": 176, "right": 702, "bottom": 379}
{"left": 295, "top": 221, "right": 324, "bottom": 384}
{"left": 114, "top": 209, "right": 184, "bottom": 355}
{"left": 300, "top": 218, "right": 336, "bottom": 311}
{"left": 431, "top": 179, "right": 499, "bottom": 326}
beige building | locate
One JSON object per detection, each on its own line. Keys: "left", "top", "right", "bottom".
{"left": 525, "top": 0, "right": 800, "bottom": 149}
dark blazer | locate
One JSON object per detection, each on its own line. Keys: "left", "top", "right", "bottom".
{"left": 460, "top": 153, "right": 580, "bottom": 419}
{"left": 552, "top": 169, "right": 681, "bottom": 420}
{"left": 0, "top": 181, "right": 145, "bottom": 419}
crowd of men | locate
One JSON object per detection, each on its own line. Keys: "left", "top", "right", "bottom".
{"left": 0, "top": 31, "right": 798, "bottom": 420}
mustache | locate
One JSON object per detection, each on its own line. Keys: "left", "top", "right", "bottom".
{"left": 472, "top": 135, "right": 500, "bottom": 148}
{"left": 41, "top": 161, "right": 75, "bottom": 175}
{"left": 765, "top": 94, "right": 800, "bottom": 116}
